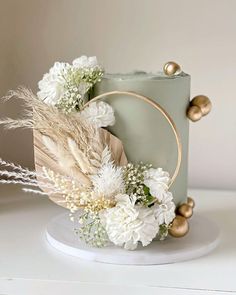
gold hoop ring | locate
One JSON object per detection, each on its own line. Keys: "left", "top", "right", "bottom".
{"left": 84, "top": 91, "right": 182, "bottom": 187}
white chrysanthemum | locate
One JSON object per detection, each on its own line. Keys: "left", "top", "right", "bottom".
{"left": 102, "top": 194, "right": 159, "bottom": 250}
{"left": 154, "top": 192, "right": 176, "bottom": 225}
{"left": 37, "top": 62, "right": 71, "bottom": 105}
{"left": 143, "top": 168, "right": 170, "bottom": 201}
{"left": 101, "top": 194, "right": 159, "bottom": 250}
{"left": 91, "top": 163, "right": 125, "bottom": 198}
{"left": 72, "top": 55, "right": 99, "bottom": 69}
{"left": 80, "top": 101, "right": 115, "bottom": 128}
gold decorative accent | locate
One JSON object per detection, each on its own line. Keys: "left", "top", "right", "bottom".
{"left": 187, "top": 197, "right": 195, "bottom": 208}
{"left": 163, "top": 61, "right": 181, "bottom": 76}
{"left": 168, "top": 215, "right": 189, "bottom": 237}
{"left": 84, "top": 91, "right": 182, "bottom": 188}
{"left": 187, "top": 95, "right": 212, "bottom": 122}
{"left": 191, "top": 95, "right": 212, "bottom": 116}
{"left": 187, "top": 105, "right": 202, "bottom": 122}
{"left": 169, "top": 197, "right": 195, "bottom": 238}
{"left": 177, "top": 203, "right": 193, "bottom": 219}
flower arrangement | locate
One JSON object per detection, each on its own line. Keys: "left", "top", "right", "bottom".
{"left": 37, "top": 56, "right": 103, "bottom": 113}
{"left": 0, "top": 55, "right": 194, "bottom": 250}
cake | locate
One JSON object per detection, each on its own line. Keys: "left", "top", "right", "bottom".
{"left": 92, "top": 72, "right": 190, "bottom": 205}
{"left": 0, "top": 56, "right": 212, "bottom": 250}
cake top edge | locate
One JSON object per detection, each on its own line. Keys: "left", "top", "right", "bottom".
{"left": 103, "top": 71, "right": 190, "bottom": 81}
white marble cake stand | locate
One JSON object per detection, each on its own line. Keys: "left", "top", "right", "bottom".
{"left": 46, "top": 213, "right": 220, "bottom": 265}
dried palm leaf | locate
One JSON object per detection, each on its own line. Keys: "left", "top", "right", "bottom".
{"left": 34, "top": 129, "right": 128, "bottom": 207}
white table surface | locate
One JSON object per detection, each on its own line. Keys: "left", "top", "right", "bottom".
{"left": 0, "top": 185, "right": 235, "bottom": 295}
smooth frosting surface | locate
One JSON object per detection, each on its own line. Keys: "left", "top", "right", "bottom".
{"left": 103, "top": 71, "right": 189, "bottom": 81}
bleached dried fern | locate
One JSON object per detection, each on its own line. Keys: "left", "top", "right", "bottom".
{"left": 0, "top": 158, "right": 88, "bottom": 209}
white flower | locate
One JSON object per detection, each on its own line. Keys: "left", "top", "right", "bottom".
{"left": 72, "top": 55, "right": 99, "bottom": 69}
{"left": 91, "top": 163, "right": 125, "bottom": 198}
{"left": 144, "top": 168, "right": 170, "bottom": 201}
{"left": 154, "top": 192, "right": 176, "bottom": 225}
{"left": 101, "top": 194, "right": 159, "bottom": 250}
{"left": 80, "top": 101, "right": 115, "bottom": 128}
{"left": 37, "top": 62, "right": 71, "bottom": 105}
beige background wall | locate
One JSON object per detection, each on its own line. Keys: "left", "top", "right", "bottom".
{"left": 0, "top": 0, "right": 235, "bottom": 190}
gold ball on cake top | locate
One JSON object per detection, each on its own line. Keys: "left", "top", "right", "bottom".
{"left": 163, "top": 61, "right": 182, "bottom": 76}
{"left": 177, "top": 203, "right": 193, "bottom": 219}
{"left": 187, "top": 105, "right": 203, "bottom": 122}
{"left": 191, "top": 95, "right": 212, "bottom": 116}
{"left": 168, "top": 215, "right": 189, "bottom": 238}
{"left": 187, "top": 197, "right": 195, "bottom": 208}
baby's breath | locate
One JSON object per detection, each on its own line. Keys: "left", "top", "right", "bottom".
{"left": 56, "top": 66, "right": 104, "bottom": 113}
{"left": 156, "top": 223, "right": 170, "bottom": 241}
{"left": 75, "top": 211, "right": 109, "bottom": 248}
{"left": 122, "top": 162, "right": 154, "bottom": 205}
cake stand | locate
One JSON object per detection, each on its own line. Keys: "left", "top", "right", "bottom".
{"left": 46, "top": 213, "right": 220, "bottom": 265}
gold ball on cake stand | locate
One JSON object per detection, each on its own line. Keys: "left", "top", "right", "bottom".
{"left": 187, "top": 105, "right": 203, "bottom": 122}
{"left": 177, "top": 203, "right": 193, "bottom": 219}
{"left": 163, "top": 61, "right": 182, "bottom": 76}
{"left": 187, "top": 197, "right": 195, "bottom": 208}
{"left": 191, "top": 95, "right": 212, "bottom": 116}
{"left": 168, "top": 215, "right": 189, "bottom": 238}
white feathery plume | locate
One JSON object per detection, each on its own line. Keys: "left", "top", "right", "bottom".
{"left": 42, "top": 135, "right": 60, "bottom": 158}
{"left": 91, "top": 162, "right": 125, "bottom": 198}
{"left": 67, "top": 137, "right": 97, "bottom": 174}
{"left": 87, "top": 146, "right": 112, "bottom": 169}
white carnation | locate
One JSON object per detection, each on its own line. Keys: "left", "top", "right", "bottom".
{"left": 80, "top": 101, "right": 115, "bottom": 128}
{"left": 91, "top": 163, "right": 125, "bottom": 198}
{"left": 144, "top": 168, "right": 170, "bottom": 201}
{"left": 37, "top": 62, "right": 71, "bottom": 105}
{"left": 154, "top": 192, "right": 176, "bottom": 225}
{"left": 102, "top": 194, "right": 159, "bottom": 250}
{"left": 72, "top": 55, "right": 99, "bottom": 69}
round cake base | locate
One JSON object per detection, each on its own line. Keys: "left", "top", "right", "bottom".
{"left": 46, "top": 213, "right": 220, "bottom": 265}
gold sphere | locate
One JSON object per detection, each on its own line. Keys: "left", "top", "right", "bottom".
{"left": 191, "top": 95, "right": 212, "bottom": 116}
{"left": 177, "top": 203, "right": 193, "bottom": 219}
{"left": 187, "top": 197, "right": 195, "bottom": 208}
{"left": 163, "top": 61, "right": 181, "bottom": 76}
{"left": 187, "top": 105, "right": 203, "bottom": 122}
{"left": 169, "top": 215, "right": 189, "bottom": 238}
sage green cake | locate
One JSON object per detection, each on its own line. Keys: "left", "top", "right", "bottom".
{"left": 92, "top": 72, "right": 190, "bottom": 205}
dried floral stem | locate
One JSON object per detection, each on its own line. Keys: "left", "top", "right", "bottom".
{"left": 0, "top": 158, "right": 36, "bottom": 178}
{"left": 0, "top": 118, "right": 34, "bottom": 129}
{"left": 0, "top": 179, "right": 41, "bottom": 187}
{"left": 0, "top": 170, "right": 37, "bottom": 183}
{"left": 0, "top": 177, "right": 57, "bottom": 192}
{"left": 22, "top": 188, "right": 48, "bottom": 196}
